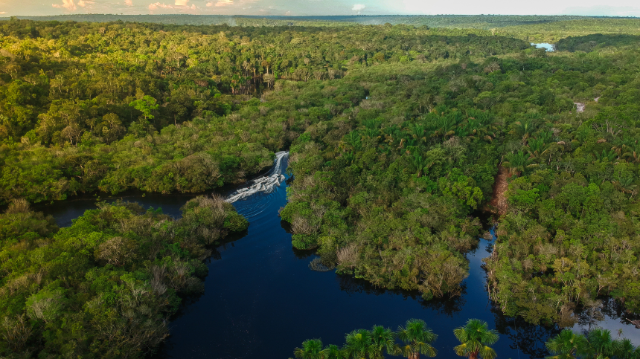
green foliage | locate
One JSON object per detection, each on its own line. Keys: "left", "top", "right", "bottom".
{"left": 2, "top": 15, "right": 640, "bottom": 349}
{"left": 545, "top": 329, "right": 588, "bottom": 359}
{"left": 545, "top": 328, "right": 640, "bottom": 359}
{"left": 396, "top": 319, "right": 438, "bottom": 358}
{"left": 294, "top": 339, "right": 327, "bottom": 359}
{"left": 453, "top": 319, "right": 499, "bottom": 359}
{"left": 0, "top": 196, "right": 247, "bottom": 358}
{"left": 129, "top": 95, "right": 159, "bottom": 120}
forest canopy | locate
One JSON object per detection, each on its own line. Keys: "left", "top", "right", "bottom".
{"left": 1, "top": 15, "right": 640, "bottom": 358}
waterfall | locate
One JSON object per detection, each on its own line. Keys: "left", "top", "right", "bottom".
{"left": 225, "top": 151, "right": 289, "bottom": 203}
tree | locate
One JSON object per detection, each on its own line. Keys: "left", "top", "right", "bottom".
{"left": 294, "top": 339, "right": 327, "bottom": 359}
{"left": 0, "top": 315, "right": 32, "bottom": 352}
{"left": 586, "top": 329, "right": 615, "bottom": 359}
{"left": 370, "top": 325, "right": 399, "bottom": 358}
{"left": 129, "top": 95, "right": 159, "bottom": 121}
{"left": 100, "top": 113, "right": 125, "bottom": 144}
{"left": 397, "top": 319, "right": 437, "bottom": 359}
{"left": 325, "top": 344, "right": 343, "bottom": 359}
{"left": 453, "top": 319, "right": 499, "bottom": 359}
{"left": 612, "top": 338, "right": 637, "bottom": 359}
{"left": 95, "top": 236, "right": 138, "bottom": 267}
{"left": 545, "top": 329, "right": 588, "bottom": 359}
{"left": 61, "top": 123, "right": 82, "bottom": 146}
{"left": 343, "top": 329, "right": 373, "bottom": 359}
{"left": 26, "top": 288, "right": 66, "bottom": 323}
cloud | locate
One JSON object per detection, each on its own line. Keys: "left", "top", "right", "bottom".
{"left": 51, "top": 0, "right": 93, "bottom": 10}
{"left": 211, "top": 0, "right": 233, "bottom": 6}
{"left": 352, "top": 4, "right": 365, "bottom": 12}
{"left": 0, "top": 11, "right": 5, "bottom": 14}
{"left": 149, "top": 2, "right": 173, "bottom": 10}
{"left": 149, "top": 1, "right": 199, "bottom": 13}
{"left": 125, "top": 0, "right": 133, "bottom": 6}
{"left": 52, "top": 0, "right": 77, "bottom": 10}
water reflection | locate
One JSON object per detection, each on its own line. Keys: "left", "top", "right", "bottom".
{"left": 336, "top": 274, "right": 468, "bottom": 317}
{"left": 572, "top": 298, "right": 640, "bottom": 346}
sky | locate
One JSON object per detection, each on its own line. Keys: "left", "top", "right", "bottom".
{"left": 1, "top": 0, "right": 640, "bottom": 17}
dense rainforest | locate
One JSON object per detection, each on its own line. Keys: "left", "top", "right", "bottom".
{"left": 279, "top": 43, "right": 640, "bottom": 323}
{"left": 0, "top": 195, "right": 248, "bottom": 357}
{"left": 1, "top": 15, "right": 640, "bottom": 358}
{"left": 0, "top": 18, "right": 529, "bottom": 203}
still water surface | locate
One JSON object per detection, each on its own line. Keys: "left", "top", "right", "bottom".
{"left": 37, "top": 160, "right": 639, "bottom": 359}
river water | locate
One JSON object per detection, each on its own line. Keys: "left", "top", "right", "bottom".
{"left": 36, "top": 157, "right": 639, "bottom": 358}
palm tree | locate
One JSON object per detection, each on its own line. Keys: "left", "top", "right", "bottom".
{"left": 397, "top": 319, "right": 438, "bottom": 359}
{"left": 502, "top": 150, "right": 534, "bottom": 175}
{"left": 612, "top": 338, "right": 637, "bottom": 359}
{"left": 453, "top": 319, "right": 499, "bottom": 359}
{"left": 370, "top": 325, "right": 399, "bottom": 358}
{"left": 343, "top": 329, "right": 373, "bottom": 359}
{"left": 294, "top": 339, "right": 328, "bottom": 359}
{"left": 586, "top": 329, "right": 615, "bottom": 359}
{"left": 545, "top": 329, "right": 588, "bottom": 359}
{"left": 325, "top": 344, "right": 343, "bottom": 359}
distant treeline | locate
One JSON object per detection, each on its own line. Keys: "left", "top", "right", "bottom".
{"left": 0, "top": 14, "right": 624, "bottom": 29}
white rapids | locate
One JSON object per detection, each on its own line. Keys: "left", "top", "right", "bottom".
{"left": 225, "top": 151, "right": 289, "bottom": 203}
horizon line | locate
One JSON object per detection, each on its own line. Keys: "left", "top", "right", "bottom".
{"left": 2, "top": 14, "right": 639, "bottom": 18}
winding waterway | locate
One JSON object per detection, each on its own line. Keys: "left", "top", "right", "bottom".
{"left": 36, "top": 157, "right": 639, "bottom": 359}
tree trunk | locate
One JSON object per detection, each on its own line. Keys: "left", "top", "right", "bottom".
{"left": 469, "top": 352, "right": 479, "bottom": 359}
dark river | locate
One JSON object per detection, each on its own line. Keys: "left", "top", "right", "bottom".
{"left": 36, "top": 159, "right": 639, "bottom": 359}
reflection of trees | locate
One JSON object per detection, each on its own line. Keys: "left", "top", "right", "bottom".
{"left": 492, "top": 306, "right": 562, "bottom": 359}
{"left": 573, "top": 297, "right": 640, "bottom": 331}
{"left": 291, "top": 247, "right": 316, "bottom": 259}
{"left": 488, "top": 296, "right": 640, "bottom": 359}
{"left": 207, "top": 229, "right": 249, "bottom": 261}
{"left": 420, "top": 284, "right": 467, "bottom": 316}
{"left": 599, "top": 297, "right": 625, "bottom": 319}
{"left": 335, "top": 274, "right": 467, "bottom": 316}
{"left": 575, "top": 304, "right": 604, "bottom": 331}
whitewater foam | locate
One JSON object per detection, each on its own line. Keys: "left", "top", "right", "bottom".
{"left": 225, "top": 151, "right": 289, "bottom": 203}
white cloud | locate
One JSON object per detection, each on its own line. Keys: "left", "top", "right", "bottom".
{"left": 148, "top": 1, "right": 200, "bottom": 13}
{"left": 51, "top": 0, "right": 93, "bottom": 10}
{"left": 352, "top": 4, "right": 365, "bottom": 12}
{"left": 149, "top": 2, "right": 173, "bottom": 10}
{"left": 125, "top": 0, "right": 133, "bottom": 6}
{"left": 52, "top": 0, "right": 77, "bottom": 11}
{"left": 213, "top": 0, "right": 233, "bottom": 6}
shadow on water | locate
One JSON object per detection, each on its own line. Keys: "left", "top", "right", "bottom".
{"left": 36, "top": 157, "right": 640, "bottom": 358}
